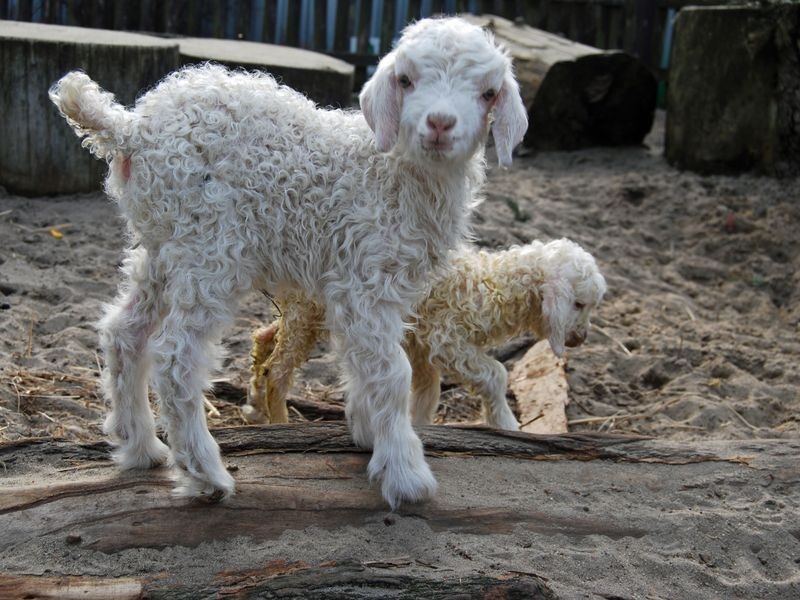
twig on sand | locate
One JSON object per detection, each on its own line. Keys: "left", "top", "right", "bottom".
{"left": 663, "top": 422, "right": 705, "bottom": 431}
{"left": 568, "top": 413, "right": 649, "bottom": 425}
{"left": 9, "top": 378, "right": 25, "bottom": 413}
{"left": 592, "top": 325, "right": 632, "bottom": 356}
{"left": 729, "top": 407, "right": 758, "bottom": 431}
{"left": 33, "top": 222, "right": 73, "bottom": 233}
{"left": 519, "top": 412, "right": 544, "bottom": 428}
{"left": 26, "top": 313, "right": 36, "bottom": 358}
{"left": 38, "top": 411, "right": 56, "bottom": 423}
{"left": 683, "top": 303, "right": 696, "bottom": 322}
{"left": 289, "top": 405, "right": 308, "bottom": 421}
{"left": 203, "top": 398, "right": 221, "bottom": 418}
{"left": 0, "top": 209, "right": 12, "bottom": 218}
{"left": 15, "top": 222, "right": 75, "bottom": 233}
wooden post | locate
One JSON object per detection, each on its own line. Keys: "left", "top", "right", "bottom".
{"left": 176, "top": 36, "right": 355, "bottom": 108}
{"left": 0, "top": 20, "right": 180, "bottom": 196}
{"left": 665, "top": 4, "right": 800, "bottom": 175}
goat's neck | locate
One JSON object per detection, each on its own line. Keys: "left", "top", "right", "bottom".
{"left": 391, "top": 154, "right": 480, "bottom": 250}
{"left": 480, "top": 269, "right": 548, "bottom": 344}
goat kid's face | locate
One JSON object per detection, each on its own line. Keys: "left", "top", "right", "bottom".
{"left": 539, "top": 248, "right": 607, "bottom": 357}
{"left": 360, "top": 18, "right": 528, "bottom": 167}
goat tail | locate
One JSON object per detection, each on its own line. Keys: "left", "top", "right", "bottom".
{"left": 49, "top": 71, "right": 134, "bottom": 161}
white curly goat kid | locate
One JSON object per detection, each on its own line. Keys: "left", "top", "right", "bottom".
{"left": 49, "top": 17, "right": 528, "bottom": 508}
{"left": 247, "top": 239, "right": 607, "bottom": 430}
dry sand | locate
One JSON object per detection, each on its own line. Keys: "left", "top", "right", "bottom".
{"left": 1, "top": 112, "right": 799, "bottom": 597}
{"left": 2, "top": 112, "right": 797, "bottom": 441}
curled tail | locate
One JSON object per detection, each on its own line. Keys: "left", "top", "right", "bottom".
{"left": 49, "top": 71, "right": 133, "bottom": 161}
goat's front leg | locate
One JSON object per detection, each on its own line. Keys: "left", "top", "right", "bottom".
{"left": 99, "top": 246, "right": 170, "bottom": 470}
{"left": 440, "top": 345, "right": 520, "bottom": 431}
{"left": 331, "top": 302, "right": 437, "bottom": 510}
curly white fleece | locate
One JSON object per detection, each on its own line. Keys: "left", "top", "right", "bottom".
{"left": 248, "top": 238, "right": 606, "bottom": 431}
{"left": 49, "top": 16, "right": 528, "bottom": 509}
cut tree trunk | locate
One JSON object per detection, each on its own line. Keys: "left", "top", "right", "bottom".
{"left": 176, "top": 37, "right": 355, "bottom": 109}
{"left": 463, "top": 14, "right": 657, "bottom": 151}
{"left": 0, "top": 21, "right": 180, "bottom": 196}
{"left": 1, "top": 423, "right": 798, "bottom": 599}
{"left": 665, "top": 5, "right": 800, "bottom": 176}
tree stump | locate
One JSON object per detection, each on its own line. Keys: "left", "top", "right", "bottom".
{"left": 176, "top": 37, "right": 355, "bottom": 109}
{"left": 464, "top": 14, "right": 657, "bottom": 151}
{"left": 1, "top": 423, "right": 798, "bottom": 598}
{"left": 665, "top": 4, "right": 800, "bottom": 176}
{"left": 0, "top": 21, "right": 180, "bottom": 196}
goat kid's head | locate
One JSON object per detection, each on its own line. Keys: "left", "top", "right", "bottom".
{"left": 360, "top": 17, "right": 528, "bottom": 167}
{"left": 538, "top": 239, "right": 607, "bottom": 357}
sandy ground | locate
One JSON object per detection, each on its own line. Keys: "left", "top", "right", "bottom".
{"left": 1, "top": 112, "right": 799, "bottom": 598}
{"left": 1, "top": 112, "right": 798, "bottom": 442}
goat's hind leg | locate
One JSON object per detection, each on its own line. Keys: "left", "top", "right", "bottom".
{"left": 150, "top": 271, "right": 237, "bottom": 500}
{"left": 247, "top": 296, "right": 323, "bottom": 423}
{"left": 99, "top": 246, "right": 170, "bottom": 470}
{"left": 408, "top": 342, "right": 441, "bottom": 428}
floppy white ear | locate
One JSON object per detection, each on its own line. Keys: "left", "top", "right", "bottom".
{"left": 492, "top": 70, "right": 528, "bottom": 167}
{"left": 541, "top": 278, "right": 573, "bottom": 357}
{"left": 359, "top": 53, "right": 401, "bottom": 152}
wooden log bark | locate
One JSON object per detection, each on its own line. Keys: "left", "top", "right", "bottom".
{"left": 665, "top": 5, "right": 800, "bottom": 176}
{"left": 463, "top": 14, "right": 657, "bottom": 151}
{"left": 0, "top": 21, "right": 180, "bottom": 196}
{"left": 1, "top": 423, "right": 798, "bottom": 598}
{"left": 176, "top": 37, "right": 355, "bottom": 108}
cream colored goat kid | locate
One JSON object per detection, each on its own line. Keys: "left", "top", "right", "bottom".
{"left": 246, "top": 239, "right": 607, "bottom": 429}
{"left": 49, "top": 17, "right": 527, "bottom": 509}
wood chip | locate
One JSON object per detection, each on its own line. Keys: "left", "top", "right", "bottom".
{"left": 508, "top": 340, "right": 569, "bottom": 434}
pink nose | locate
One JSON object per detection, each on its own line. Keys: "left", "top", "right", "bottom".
{"left": 427, "top": 113, "right": 456, "bottom": 134}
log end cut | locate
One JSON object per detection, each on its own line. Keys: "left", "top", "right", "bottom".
{"left": 525, "top": 52, "right": 657, "bottom": 151}
{"left": 177, "top": 37, "right": 355, "bottom": 109}
{"left": 665, "top": 5, "right": 800, "bottom": 176}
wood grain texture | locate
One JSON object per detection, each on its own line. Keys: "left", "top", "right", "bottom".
{"left": 0, "top": 21, "right": 180, "bottom": 195}
{"left": 510, "top": 340, "right": 569, "bottom": 434}
{"left": 1, "top": 424, "right": 798, "bottom": 598}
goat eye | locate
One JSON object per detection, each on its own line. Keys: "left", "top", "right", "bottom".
{"left": 575, "top": 302, "right": 586, "bottom": 310}
{"left": 482, "top": 88, "right": 496, "bottom": 101}
{"left": 398, "top": 75, "right": 412, "bottom": 89}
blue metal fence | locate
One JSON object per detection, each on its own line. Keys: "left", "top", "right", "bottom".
{"left": 0, "top": 0, "right": 687, "bottom": 76}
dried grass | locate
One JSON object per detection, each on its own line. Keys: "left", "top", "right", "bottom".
{"left": 1, "top": 366, "right": 105, "bottom": 443}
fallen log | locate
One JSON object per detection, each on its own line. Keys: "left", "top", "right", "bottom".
{"left": 665, "top": 4, "right": 800, "bottom": 175}
{"left": 0, "top": 21, "right": 180, "bottom": 195}
{"left": 1, "top": 424, "right": 797, "bottom": 598}
{"left": 464, "top": 14, "right": 657, "bottom": 151}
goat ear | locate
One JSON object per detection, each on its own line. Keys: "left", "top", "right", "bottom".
{"left": 359, "top": 54, "right": 400, "bottom": 152}
{"left": 542, "top": 278, "right": 573, "bottom": 357}
{"left": 491, "top": 70, "right": 528, "bottom": 167}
